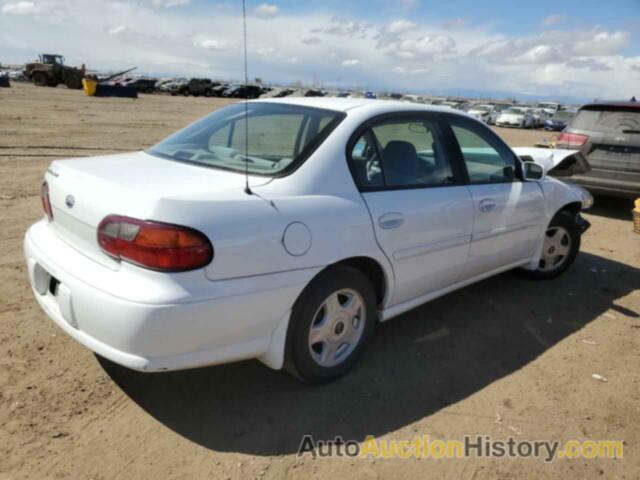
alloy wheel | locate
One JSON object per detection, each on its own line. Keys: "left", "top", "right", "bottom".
{"left": 539, "top": 226, "right": 572, "bottom": 272}
{"left": 308, "top": 289, "right": 366, "bottom": 368}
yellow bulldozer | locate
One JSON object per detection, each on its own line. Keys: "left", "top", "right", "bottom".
{"left": 24, "top": 54, "right": 84, "bottom": 89}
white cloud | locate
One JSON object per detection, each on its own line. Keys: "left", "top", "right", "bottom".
{"left": 315, "top": 19, "right": 368, "bottom": 36}
{"left": 542, "top": 14, "right": 563, "bottom": 27}
{"left": 301, "top": 37, "right": 321, "bottom": 45}
{"left": 385, "top": 20, "right": 417, "bottom": 35}
{"left": 393, "top": 66, "right": 430, "bottom": 75}
{"left": 566, "top": 58, "right": 612, "bottom": 72}
{"left": 193, "top": 38, "right": 227, "bottom": 51}
{"left": 255, "top": 47, "right": 276, "bottom": 56}
{"left": 394, "top": 35, "right": 456, "bottom": 59}
{"left": 1, "top": 1, "right": 37, "bottom": 15}
{"left": 254, "top": 3, "right": 279, "bottom": 18}
{"left": 573, "top": 31, "right": 629, "bottom": 56}
{"left": 153, "top": 0, "right": 190, "bottom": 7}
{"left": 472, "top": 29, "right": 630, "bottom": 66}
{"left": 108, "top": 25, "right": 127, "bottom": 35}
{"left": 341, "top": 59, "right": 360, "bottom": 67}
{"left": 0, "top": 1, "right": 636, "bottom": 100}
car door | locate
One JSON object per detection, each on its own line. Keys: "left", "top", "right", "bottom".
{"left": 444, "top": 115, "right": 545, "bottom": 279}
{"left": 348, "top": 113, "right": 474, "bottom": 306}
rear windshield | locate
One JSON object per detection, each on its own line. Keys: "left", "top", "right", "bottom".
{"left": 148, "top": 102, "right": 344, "bottom": 176}
{"left": 569, "top": 106, "right": 640, "bottom": 134}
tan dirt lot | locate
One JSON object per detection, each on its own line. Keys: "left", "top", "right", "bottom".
{"left": 1, "top": 83, "right": 639, "bottom": 479}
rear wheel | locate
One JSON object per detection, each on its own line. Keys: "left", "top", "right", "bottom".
{"left": 32, "top": 72, "right": 48, "bottom": 87}
{"left": 285, "top": 266, "right": 376, "bottom": 384}
{"left": 518, "top": 211, "right": 580, "bottom": 280}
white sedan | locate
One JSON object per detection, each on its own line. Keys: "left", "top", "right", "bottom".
{"left": 495, "top": 106, "right": 535, "bottom": 128}
{"left": 467, "top": 104, "right": 498, "bottom": 125}
{"left": 25, "top": 98, "right": 592, "bottom": 383}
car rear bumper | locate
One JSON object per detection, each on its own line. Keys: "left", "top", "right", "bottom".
{"left": 567, "top": 175, "right": 640, "bottom": 198}
{"left": 24, "top": 219, "right": 317, "bottom": 372}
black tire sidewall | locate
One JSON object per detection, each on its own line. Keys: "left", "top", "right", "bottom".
{"left": 33, "top": 72, "right": 47, "bottom": 87}
{"left": 286, "top": 267, "right": 377, "bottom": 384}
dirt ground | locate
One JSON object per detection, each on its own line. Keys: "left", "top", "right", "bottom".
{"left": 1, "top": 83, "right": 639, "bottom": 479}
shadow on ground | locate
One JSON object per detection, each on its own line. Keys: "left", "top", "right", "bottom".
{"left": 587, "top": 195, "right": 634, "bottom": 221}
{"left": 100, "top": 251, "right": 639, "bottom": 456}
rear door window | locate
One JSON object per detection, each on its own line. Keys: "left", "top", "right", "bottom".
{"left": 348, "top": 115, "right": 456, "bottom": 190}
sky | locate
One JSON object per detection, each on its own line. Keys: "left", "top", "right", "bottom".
{"left": 1, "top": 0, "right": 639, "bottom": 101}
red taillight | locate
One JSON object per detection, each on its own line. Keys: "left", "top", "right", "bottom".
{"left": 97, "top": 215, "right": 213, "bottom": 272}
{"left": 557, "top": 132, "right": 589, "bottom": 149}
{"left": 41, "top": 181, "right": 53, "bottom": 221}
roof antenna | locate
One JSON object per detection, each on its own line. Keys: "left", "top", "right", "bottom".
{"left": 241, "top": 0, "right": 252, "bottom": 195}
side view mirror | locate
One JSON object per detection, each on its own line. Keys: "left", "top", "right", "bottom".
{"left": 522, "top": 161, "right": 545, "bottom": 181}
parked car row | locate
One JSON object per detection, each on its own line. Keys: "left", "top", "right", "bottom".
{"left": 4, "top": 65, "right": 582, "bottom": 134}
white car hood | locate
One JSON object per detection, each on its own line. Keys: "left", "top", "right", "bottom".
{"left": 513, "top": 147, "right": 576, "bottom": 171}
{"left": 513, "top": 147, "right": 591, "bottom": 178}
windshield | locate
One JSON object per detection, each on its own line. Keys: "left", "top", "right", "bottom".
{"left": 504, "top": 107, "right": 525, "bottom": 115}
{"left": 471, "top": 105, "right": 490, "bottom": 112}
{"left": 148, "top": 102, "right": 345, "bottom": 176}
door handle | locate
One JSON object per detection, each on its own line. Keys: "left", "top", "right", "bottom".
{"left": 478, "top": 198, "right": 496, "bottom": 213}
{"left": 378, "top": 212, "right": 405, "bottom": 229}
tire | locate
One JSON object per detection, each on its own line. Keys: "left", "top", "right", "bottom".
{"left": 65, "top": 76, "right": 82, "bottom": 90}
{"left": 32, "top": 72, "right": 48, "bottom": 87}
{"left": 517, "top": 211, "right": 580, "bottom": 280}
{"left": 284, "top": 266, "right": 377, "bottom": 384}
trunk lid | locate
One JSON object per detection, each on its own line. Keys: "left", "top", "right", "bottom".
{"left": 562, "top": 104, "right": 640, "bottom": 176}
{"left": 44, "top": 151, "right": 269, "bottom": 268}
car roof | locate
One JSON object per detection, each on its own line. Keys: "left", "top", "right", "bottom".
{"left": 253, "top": 97, "right": 460, "bottom": 115}
{"left": 580, "top": 101, "right": 640, "bottom": 110}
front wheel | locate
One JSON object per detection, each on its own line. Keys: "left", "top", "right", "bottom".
{"left": 285, "top": 266, "right": 377, "bottom": 384}
{"left": 519, "top": 211, "right": 581, "bottom": 280}
{"left": 32, "top": 72, "right": 48, "bottom": 87}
